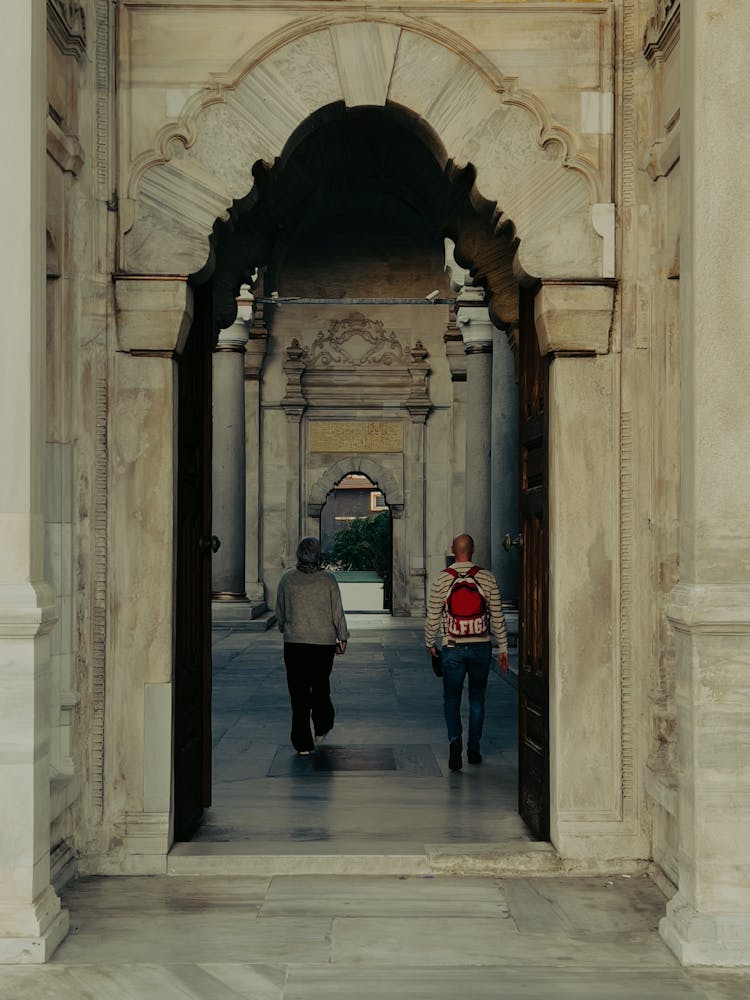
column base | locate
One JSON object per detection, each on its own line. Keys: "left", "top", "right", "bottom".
{"left": 660, "top": 892, "right": 750, "bottom": 966}
{"left": 211, "top": 598, "right": 277, "bottom": 631}
{"left": 0, "top": 909, "right": 69, "bottom": 964}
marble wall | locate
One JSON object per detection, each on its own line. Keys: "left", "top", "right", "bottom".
{"left": 5, "top": 0, "right": 748, "bottom": 969}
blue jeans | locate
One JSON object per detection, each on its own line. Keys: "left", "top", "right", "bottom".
{"left": 441, "top": 642, "right": 492, "bottom": 753}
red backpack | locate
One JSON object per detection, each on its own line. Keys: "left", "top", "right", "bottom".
{"left": 441, "top": 566, "right": 489, "bottom": 638}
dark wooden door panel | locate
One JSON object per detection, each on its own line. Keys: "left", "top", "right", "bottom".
{"left": 517, "top": 286, "right": 550, "bottom": 840}
{"left": 174, "top": 279, "right": 213, "bottom": 842}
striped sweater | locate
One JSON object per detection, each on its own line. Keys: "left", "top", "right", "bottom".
{"left": 424, "top": 561, "right": 508, "bottom": 652}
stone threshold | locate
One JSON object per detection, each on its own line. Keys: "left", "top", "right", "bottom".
{"left": 166, "top": 841, "right": 648, "bottom": 878}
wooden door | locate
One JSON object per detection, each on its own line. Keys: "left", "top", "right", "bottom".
{"left": 174, "top": 279, "right": 214, "bottom": 841}
{"left": 517, "top": 286, "right": 550, "bottom": 839}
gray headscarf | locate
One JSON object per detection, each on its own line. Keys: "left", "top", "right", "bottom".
{"left": 296, "top": 536, "right": 322, "bottom": 574}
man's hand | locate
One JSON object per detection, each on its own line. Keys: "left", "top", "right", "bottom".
{"left": 428, "top": 646, "right": 439, "bottom": 658}
{"left": 335, "top": 640, "right": 347, "bottom": 655}
{"left": 498, "top": 651, "right": 509, "bottom": 674}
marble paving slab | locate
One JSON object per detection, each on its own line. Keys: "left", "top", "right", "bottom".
{"left": 55, "top": 914, "right": 331, "bottom": 966}
{"left": 258, "top": 874, "right": 510, "bottom": 917}
{"left": 266, "top": 743, "right": 442, "bottom": 777}
{"left": 329, "top": 916, "right": 680, "bottom": 969}
{"left": 281, "top": 965, "right": 708, "bottom": 999}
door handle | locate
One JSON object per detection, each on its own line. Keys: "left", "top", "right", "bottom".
{"left": 198, "top": 535, "right": 221, "bottom": 553}
{"left": 503, "top": 532, "right": 524, "bottom": 552}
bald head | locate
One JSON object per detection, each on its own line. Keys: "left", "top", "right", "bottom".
{"left": 451, "top": 533, "right": 475, "bottom": 560}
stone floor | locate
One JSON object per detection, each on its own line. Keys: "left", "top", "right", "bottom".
{"left": 1, "top": 874, "right": 748, "bottom": 998}
{"left": 1, "top": 615, "right": 748, "bottom": 997}
{"left": 172, "top": 613, "right": 532, "bottom": 872}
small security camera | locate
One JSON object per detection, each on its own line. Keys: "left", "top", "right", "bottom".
{"left": 425, "top": 290, "right": 440, "bottom": 302}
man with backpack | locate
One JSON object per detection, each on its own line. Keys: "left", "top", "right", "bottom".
{"left": 425, "top": 533, "right": 509, "bottom": 772}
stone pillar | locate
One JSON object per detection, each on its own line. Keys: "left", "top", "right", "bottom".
{"left": 390, "top": 507, "right": 409, "bottom": 616}
{"left": 404, "top": 341, "right": 432, "bottom": 615}
{"left": 212, "top": 293, "right": 250, "bottom": 602}
{"left": 244, "top": 302, "right": 268, "bottom": 602}
{"left": 111, "top": 277, "right": 193, "bottom": 869}
{"left": 280, "top": 340, "right": 306, "bottom": 565}
{"left": 0, "top": 0, "right": 69, "bottom": 962}
{"left": 491, "top": 330, "right": 519, "bottom": 603}
{"left": 659, "top": 2, "right": 750, "bottom": 967}
{"left": 457, "top": 294, "right": 493, "bottom": 567}
{"left": 535, "top": 283, "right": 644, "bottom": 864}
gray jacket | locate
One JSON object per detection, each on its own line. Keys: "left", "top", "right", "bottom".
{"left": 276, "top": 568, "right": 350, "bottom": 645}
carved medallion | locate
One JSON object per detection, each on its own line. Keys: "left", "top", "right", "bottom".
{"left": 305, "top": 313, "right": 409, "bottom": 368}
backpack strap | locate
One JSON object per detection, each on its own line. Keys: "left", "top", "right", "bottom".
{"left": 443, "top": 567, "right": 458, "bottom": 580}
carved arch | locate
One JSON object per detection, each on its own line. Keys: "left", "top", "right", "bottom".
{"left": 307, "top": 457, "right": 404, "bottom": 519}
{"left": 121, "top": 17, "right": 610, "bottom": 283}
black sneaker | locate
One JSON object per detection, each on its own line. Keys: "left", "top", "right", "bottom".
{"left": 449, "top": 740, "right": 462, "bottom": 772}
{"left": 467, "top": 750, "right": 482, "bottom": 765}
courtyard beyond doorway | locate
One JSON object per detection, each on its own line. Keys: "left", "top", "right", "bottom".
{"left": 169, "top": 616, "right": 546, "bottom": 876}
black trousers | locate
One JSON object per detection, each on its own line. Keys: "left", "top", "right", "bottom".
{"left": 283, "top": 643, "right": 336, "bottom": 752}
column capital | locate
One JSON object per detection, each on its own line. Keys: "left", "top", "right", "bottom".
{"left": 114, "top": 277, "right": 194, "bottom": 356}
{"left": 215, "top": 324, "right": 249, "bottom": 354}
{"left": 457, "top": 305, "right": 494, "bottom": 353}
{"left": 534, "top": 282, "right": 615, "bottom": 356}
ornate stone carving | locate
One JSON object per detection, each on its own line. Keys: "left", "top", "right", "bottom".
{"left": 643, "top": 0, "right": 680, "bottom": 64}
{"left": 47, "top": 0, "right": 87, "bottom": 61}
{"left": 305, "top": 314, "right": 409, "bottom": 368}
{"left": 280, "top": 339, "right": 307, "bottom": 421}
{"left": 404, "top": 342, "right": 432, "bottom": 424}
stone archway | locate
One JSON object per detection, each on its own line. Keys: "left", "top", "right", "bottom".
{"left": 307, "top": 456, "right": 404, "bottom": 519}
{"left": 307, "top": 457, "right": 406, "bottom": 615}
{"left": 119, "top": 16, "right": 612, "bottom": 285}
{"left": 108, "top": 14, "right": 636, "bottom": 874}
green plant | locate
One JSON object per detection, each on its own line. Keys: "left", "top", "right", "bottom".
{"left": 327, "top": 512, "right": 391, "bottom": 577}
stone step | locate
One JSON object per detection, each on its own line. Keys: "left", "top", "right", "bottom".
{"left": 212, "top": 600, "right": 277, "bottom": 632}
{"left": 166, "top": 841, "right": 573, "bottom": 878}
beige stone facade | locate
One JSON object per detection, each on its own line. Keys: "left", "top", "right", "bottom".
{"left": 2, "top": 0, "right": 750, "bottom": 968}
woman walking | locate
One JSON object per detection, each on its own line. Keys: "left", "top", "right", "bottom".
{"left": 276, "top": 537, "right": 349, "bottom": 755}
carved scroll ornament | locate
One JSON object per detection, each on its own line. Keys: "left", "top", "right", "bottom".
{"left": 305, "top": 313, "right": 409, "bottom": 368}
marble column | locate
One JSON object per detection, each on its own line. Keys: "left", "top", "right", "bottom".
{"left": 212, "top": 293, "right": 251, "bottom": 602}
{"left": 659, "top": 1, "right": 750, "bottom": 967}
{"left": 0, "top": 0, "right": 68, "bottom": 962}
{"left": 457, "top": 296, "right": 494, "bottom": 568}
{"left": 111, "top": 277, "right": 194, "bottom": 870}
{"left": 243, "top": 302, "right": 268, "bottom": 603}
{"left": 280, "top": 339, "right": 307, "bottom": 566}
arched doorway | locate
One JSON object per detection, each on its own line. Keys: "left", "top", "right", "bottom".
{"left": 111, "top": 18, "right": 623, "bottom": 869}
{"left": 320, "top": 473, "right": 393, "bottom": 614}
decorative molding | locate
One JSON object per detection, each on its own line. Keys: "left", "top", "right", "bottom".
{"left": 646, "top": 124, "right": 680, "bottom": 182}
{"left": 90, "top": 372, "right": 108, "bottom": 821}
{"left": 46, "top": 116, "right": 85, "bottom": 175}
{"left": 619, "top": 409, "right": 635, "bottom": 810}
{"left": 404, "top": 341, "right": 432, "bottom": 424}
{"left": 305, "top": 314, "right": 409, "bottom": 368}
{"left": 47, "top": 0, "right": 87, "bottom": 61}
{"left": 308, "top": 455, "right": 404, "bottom": 511}
{"left": 280, "top": 338, "right": 307, "bottom": 421}
{"left": 643, "top": 0, "right": 680, "bottom": 65}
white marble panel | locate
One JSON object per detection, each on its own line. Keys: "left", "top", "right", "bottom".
{"left": 143, "top": 683, "right": 172, "bottom": 813}
{"left": 388, "top": 29, "right": 464, "bottom": 117}
{"left": 332, "top": 22, "right": 401, "bottom": 108}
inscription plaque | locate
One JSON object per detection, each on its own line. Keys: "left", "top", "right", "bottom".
{"left": 309, "top": 421, "right": 403, "bottom": 454}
